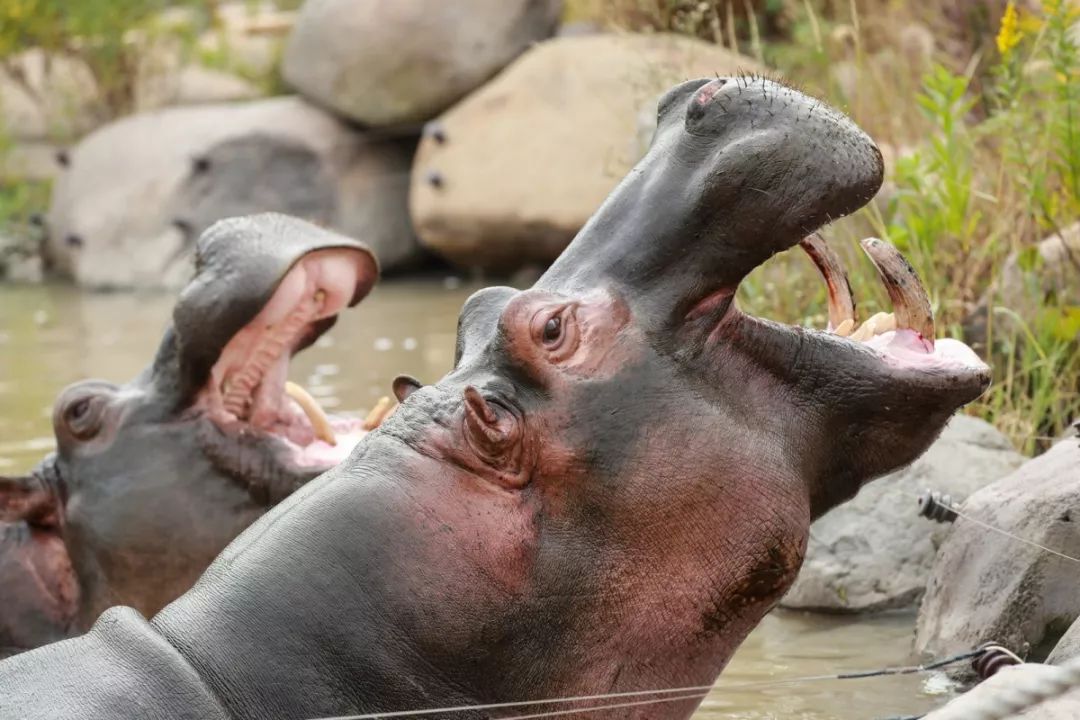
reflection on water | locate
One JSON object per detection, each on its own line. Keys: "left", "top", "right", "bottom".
{"left": 0, "top": 282, "right": 949, "bottom": 718}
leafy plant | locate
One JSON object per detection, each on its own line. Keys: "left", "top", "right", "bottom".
{"left": 0, "top": 0, "right": 215, "bottom": 119}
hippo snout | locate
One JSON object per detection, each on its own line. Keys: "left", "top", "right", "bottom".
{"left": 680, "top": 75, "right": 884, "bottom": 258}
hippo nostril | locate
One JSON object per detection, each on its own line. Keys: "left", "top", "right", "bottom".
{"left": 65, "top": 234, "right": 84, "bottom": 249}
{"left": 694, "top": 77, "right": 729, "bottom": 106}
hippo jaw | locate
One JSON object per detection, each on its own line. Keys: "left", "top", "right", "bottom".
{"left": 34, "top": 215, "right": 380, "bottom": 626}
{"left": 165, "top": 215, "right": 381, "bottom": 486}
{"left": 365, "top": 77, "right": 992, "bottom": 710}
{"left": 188, "top": 249, "right": 374, "bottom": 478}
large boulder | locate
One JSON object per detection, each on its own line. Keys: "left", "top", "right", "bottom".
{"left": 282, "top": 0, "right": 563, "bottom": 126}
{"left": 782, "top": 415, "right": 1023, "bottom": 613}
{"left": 915, "top": 436, "right": 1080, "bottom": 662}
{"left": 46, "top": 97, "right": 421, "bottom": 289}
{"left": 410, "top": 33, "right": 765, "bottom": 271}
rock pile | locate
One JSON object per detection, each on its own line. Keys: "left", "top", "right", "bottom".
{"left": 45, "top": 98, "right": 416, "bottom": 289}
{"left": 2, "top": 0, "right": 770, "bottom": 287}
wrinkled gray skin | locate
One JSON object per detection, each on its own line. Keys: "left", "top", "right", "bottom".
{"left": 0, "top": 214, "right": 377, "bottom": 657}
{"left": 0, "top": 77, "right": 990, "bottom": 720}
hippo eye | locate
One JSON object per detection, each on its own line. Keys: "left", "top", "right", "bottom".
{"left": 62, "top": 394, "right": 104, "bottom": 441}
{"left": 542, "top": 317, "right": 562, "bottom": 345}
{"left": 68, "top": 399, "right": 90, "bottom": 421}
{"left": 530, "top": 304, "right": 579, "bottom": 362}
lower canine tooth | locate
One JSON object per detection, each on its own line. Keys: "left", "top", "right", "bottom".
{"left": 363, "top": 396, "right": 396, "bottom": 431}
{"left": 859, "top": 238, "right": 936, "bottom": 349}
{"left": 284, "top": 381, "right": 337, "bottom": 446}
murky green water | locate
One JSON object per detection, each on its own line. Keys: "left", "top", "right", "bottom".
{"left": 0, "top": 282, "right": 951, "bottom": 719}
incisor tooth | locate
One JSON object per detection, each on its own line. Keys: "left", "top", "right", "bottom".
{"left": 363, "top": 396, "right": 396, "bottom": 431}
{"left": 849, "top": 312, "right": 895, "bottom": 342}
{"left": 284, "top": 381, "right": 337, "bottom": 446}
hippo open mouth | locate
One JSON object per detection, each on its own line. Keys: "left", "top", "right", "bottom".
{"left": 688, "top": 232, "right": 987, "bottom": 378}
{"left": 194, "top": 248, "right": 379, "bottom": 472}
{"left": 166, "top": 215, "right": 381, "bottom": 492}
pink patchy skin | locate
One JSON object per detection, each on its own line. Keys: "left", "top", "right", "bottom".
{"left": 686, "top": 288, "right": 736, "bottom": 322}
{"left": 197, "top": 248, "right": 375, "bottom": 469}
{"left": 401, "top": 287, "right": 808, "bottom": 719}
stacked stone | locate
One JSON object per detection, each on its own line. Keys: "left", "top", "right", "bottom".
{"left": 18, "top": 0, "right": 768, "bottom": 288}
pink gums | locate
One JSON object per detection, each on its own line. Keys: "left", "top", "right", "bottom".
{"left": 865, "top": 329, "right": 985, "bottom": 371}
{"left": 197, "top": 248, "right": 375, "bottom": 467}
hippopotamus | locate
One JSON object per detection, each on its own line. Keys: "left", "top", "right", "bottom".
{"left": 0, "top": 76, "right": 990, "bottom": 720}
{"left": 0, "top": 214, "right": 380, "bottom": 657}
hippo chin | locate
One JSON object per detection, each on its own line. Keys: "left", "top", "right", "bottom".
{"left": 0, "top": 214, "right": 379, "bottom": 657}
{"left": 0, "top": 77, "right": 990, "bottom": 720}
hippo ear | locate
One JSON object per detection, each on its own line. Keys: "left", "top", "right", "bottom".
{"left": 461, "top": 386, "right": 528, "bottom": 489}
{"left": 392, "top": 375, "right": 423, "bottom": 403}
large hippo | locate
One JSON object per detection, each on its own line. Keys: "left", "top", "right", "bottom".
{"left": 0, "top": 77, "right": 990, "bottom": 719}
{"left": 0, "top": 214, "right": 380, "bottom": 657}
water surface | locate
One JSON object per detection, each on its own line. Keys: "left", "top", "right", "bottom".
{"left": 0, "top": 282, "right": 951, "bottom": 719}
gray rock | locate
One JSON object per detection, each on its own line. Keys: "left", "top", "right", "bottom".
{"left": 915, "top": 437, "right": 1080, "bottom": 662}
{"left": 1048, "top": 614, "right": 1080, "bottom": 665}
{"left": 410, "top": 34, "right": 764, "bottom": 272}
{"left": 282, "top": 0, "right": 563, "bottom": 126}
{"left": 46, "top": 97, "right": 420, "bottom": 289}
{"left": 921, "top": 664, "right": 1080, "bottom": 719}
{"left": 781, "top": 415, "right": 1024, "bottom": 613}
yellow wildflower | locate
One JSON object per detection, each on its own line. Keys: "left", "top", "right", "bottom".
{"left": 997, "top": 1, "right": 1022, "bottom": 56}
